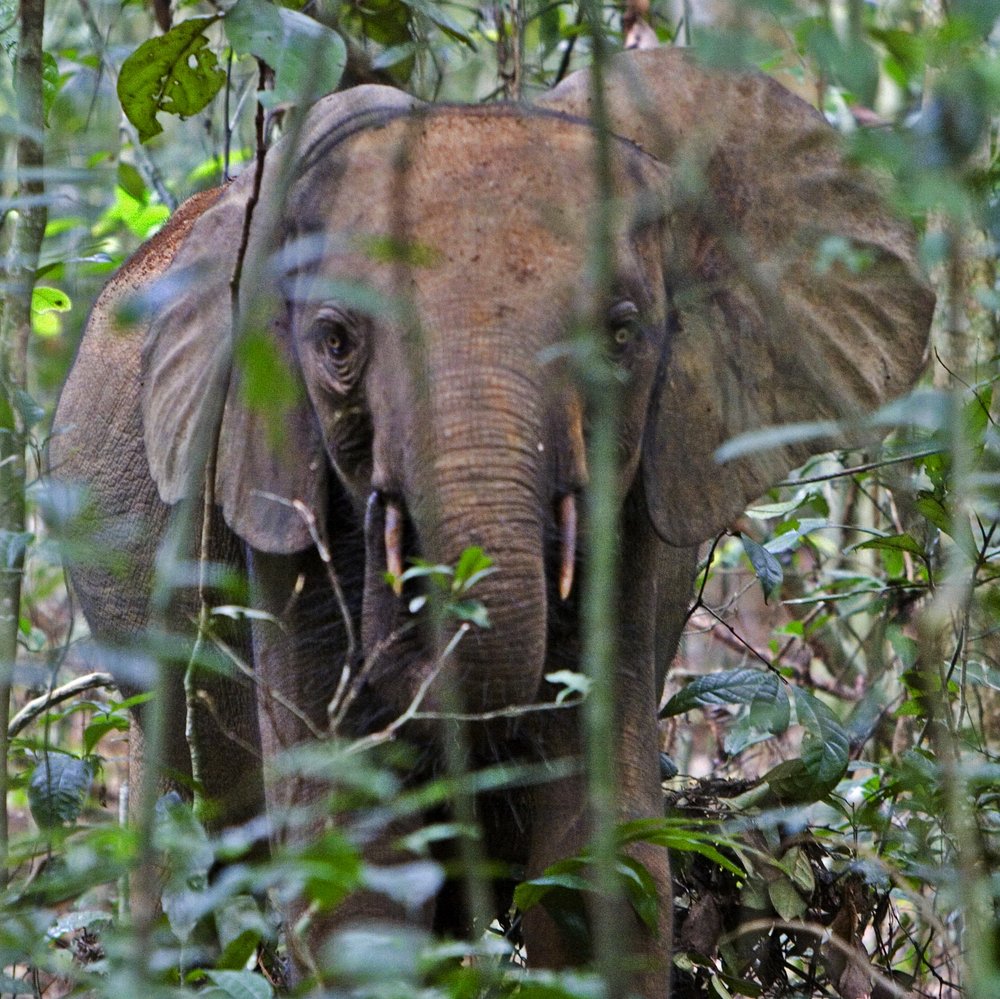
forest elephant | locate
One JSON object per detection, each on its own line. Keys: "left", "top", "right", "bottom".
{"left": 50, "top": 47, "right": 934, "bottom": 995}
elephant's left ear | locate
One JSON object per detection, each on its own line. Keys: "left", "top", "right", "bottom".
{"left": 141, "top": 166, "right": 328, "bottom": 555}
{"left": 539, "top": 48, "right": 935, "bottom": 547}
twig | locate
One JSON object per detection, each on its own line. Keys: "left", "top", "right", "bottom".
{"left": 723, "top": 917, "right": 917, "bottom": 999}
{"left": 776, "top": 447, "right": 942, "bottom": 488}
{"left": 252, "top": 491, "right": 357, "bottom": 662}
{"left": 683, "top": 529, "right": 726, "bottom": 626}
{"left": 208, "top": 629, "right": 328, "bottom": 743}
{"left": 694, "top": 605, "right": 777, "bottom": 673}
{"left": 347, "top": 625, "right": 469, "bottom": 754}
{"left": 412, "top": 698, "right": 579, "bottom": 723}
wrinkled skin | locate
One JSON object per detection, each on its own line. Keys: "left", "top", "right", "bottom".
{"left": 50, "top": 49, "right": 934, "bottom": 995}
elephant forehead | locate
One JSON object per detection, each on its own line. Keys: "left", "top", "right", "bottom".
{"left": 292, "top": 109, "right": 650, "bottom": 318}
{"left": 302, "top": 109, "right": 641, "bottom": 255}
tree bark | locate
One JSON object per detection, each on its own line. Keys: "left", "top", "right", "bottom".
{"left": 0, "top": 0, "right": 48, "bottom": 878}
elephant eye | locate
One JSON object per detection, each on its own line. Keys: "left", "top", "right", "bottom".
{"left": 309, "top": 310, "right": 365, "bottom": 394}
{"left": 608, "top": 301, "right": 641, "bottom": 357}
{"left": 325, "top": 325, "right": 348, "bottom": 357}
{"left": 316, "top": 319, "right": 352, "bottom": 359}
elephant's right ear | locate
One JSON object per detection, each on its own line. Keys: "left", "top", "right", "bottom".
{"left": 143, "top": 84, "right": 422, "bottom": 554}
{"left": 539, "top": 48, "right": 935, "bottom": 547}
{"left": 141, "top": 168, "right": 326, "bottom": 554}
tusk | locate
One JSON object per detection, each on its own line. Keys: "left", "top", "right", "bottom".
{"left": 558, "top": 493, "right": 577, "bottom": 602}
{"left": 385, "top": 500, "right": 404, "bottom": 596}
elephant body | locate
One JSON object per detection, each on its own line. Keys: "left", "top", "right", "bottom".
{"left": 50, "top": 49, "right": 934, "bottom": 995}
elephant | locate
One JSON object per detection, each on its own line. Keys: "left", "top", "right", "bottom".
{"left": 49, "top": 46, "right": 934, "bottom": 995}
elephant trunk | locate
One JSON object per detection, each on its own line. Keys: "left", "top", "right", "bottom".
{"left": 412, "top": 361, "right": 549, "bottom": 714}
{"left": 354, "top": 337, "right": 554, "bottom": 718}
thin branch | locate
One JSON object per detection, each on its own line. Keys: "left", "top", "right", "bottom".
{"left": 208, "top": 628, "right": 328, "bottom": 743}
{"left": 776, "top": 447, "right": 942, "bottom": 488}
{"left": 75, "top": 0, "right": 176, "bottom": 209}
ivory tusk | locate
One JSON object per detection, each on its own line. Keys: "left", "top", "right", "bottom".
{"left": 385, "top": 500, "right": 404, "bottom": 596}
{"left": 558, "top": 493, "right": 577, "bottom": 602}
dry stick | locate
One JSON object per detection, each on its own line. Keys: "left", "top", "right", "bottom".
{"left": 0, "top": 0, "right": 47, "bottom": 884}
{"left": 347, "top": 625, "right": 469, "bottom": 756}
{"left": 7, "top": 672, "right": 116, "bottom": 739}
{"left": 250, "top": 490, "right": 359, "bottom": 728}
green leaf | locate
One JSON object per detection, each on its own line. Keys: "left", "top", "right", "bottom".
{"left": 31, "top": 286, "right": 72, "bottom": 337}
{"left": 660, "top": 668, "right": 781, "bottom": 718}
{"left": 514, "top": 864, "right": 592, "bottom": 913}
{"left": 83, "top": 715, "right": 129, "bottom": 755}
{"left": 14, "top": 388, "right": 44, "bottom": 429}
{"left": 403, "top": 0, "right": 477, "bottom": 48}
{"left": 616, "top": 819, "right": 745, "bottom": 877}
{"left": 224, "top": 0, "right": 346, "bottom": 108}
{"left": 42, "top": 51, "right": 61, "bottom": 122}
{"left": 617, "top": 856, "right": 660, "bottom": 934}
{"left": 28, "top": 752, "right": 95, "bottom": 827}
{"left": 764, "top": 690, "right": 849, "bottom": 804}
{"left": 452, "top": 545, "right": 495, "bottom": 592}
{"left": 447, "top": 599, "right": 490, "bottom": 629}
{"left": 768, "top": 874, "right": 807, "bottom": 921}
{"left": 0, "top": 530, "right": 33, "bottom": 569}
{"left": 915, "top": 492, "right": 978, "bottom": 560}
{"left": 293, "top": 830, "right": 363, "bottom": 911}
{"left": 211, "top": 604, "right": 281, "bottom": 625}
{"left": 116, "top": 161, "right": 148, "bottom": 201}
{"left": 117, "top": 17, "right": 226, "bottom": 143}
{"left": 200, "top": 970, "right": 274, "bottom": 999}
{"left": 31, "top": 285, "right": 71, "bottom": 314}
{"left": 48, "top": 910, "right": 113, "bottom": 937}
{"left": 852, "top": 533, "right": 925, "bottom": 557}
{"left": 545, "top": 669, "right": 592, "bottom": 704}
{"left": 740, "top": 533, "right": 782, "bottom": 601}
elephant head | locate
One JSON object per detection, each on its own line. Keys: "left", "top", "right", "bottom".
{"left": 139, "top": 51, "right": 932, "bottom": 727}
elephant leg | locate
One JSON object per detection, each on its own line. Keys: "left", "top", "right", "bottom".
{"left": 247, "top": 547, "right": 435, "bottom": 979}
{"left": 521, "top": 708, "right": 589, "bottom": 969}
{"left": 523, "top": 501, "right": 682, "bottom": 994}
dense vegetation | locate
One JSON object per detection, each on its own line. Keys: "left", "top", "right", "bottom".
{"left": 3, "top": 0, "right": 1000, "bottom": 996}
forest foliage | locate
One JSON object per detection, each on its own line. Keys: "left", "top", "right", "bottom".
{"left": 2, "top": 0, "right": 1000, "bottom": 997}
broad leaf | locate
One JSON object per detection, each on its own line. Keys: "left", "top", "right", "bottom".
{"left": 915, "top": 492, "right": 978, "bottom": 560}
{"left": 201, "top": 970, "right": 274, "bottom": 999}
{"left": 852, "top": 532, "right": 925, "bottom": 557}
{"left": 117, "top": 17, "right": 225, "bottom": 143}
{"left": 224, "top": 0, "right": 346, "bottom": 108}
{"left": 28, "top": 752, "right": 94, "bottom": 828}
{"left": 660, "top": 668, "right": 782, "bottom": 719}
{"left": 764, "top": 690, "right": 849, "bottom": 803}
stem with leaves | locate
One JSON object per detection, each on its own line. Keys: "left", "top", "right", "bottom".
{"left": 0, "top": 0, "right": 47, "bottom": 882}
{"left": 577, "top": 2, "right": 627, "bottom": 993}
